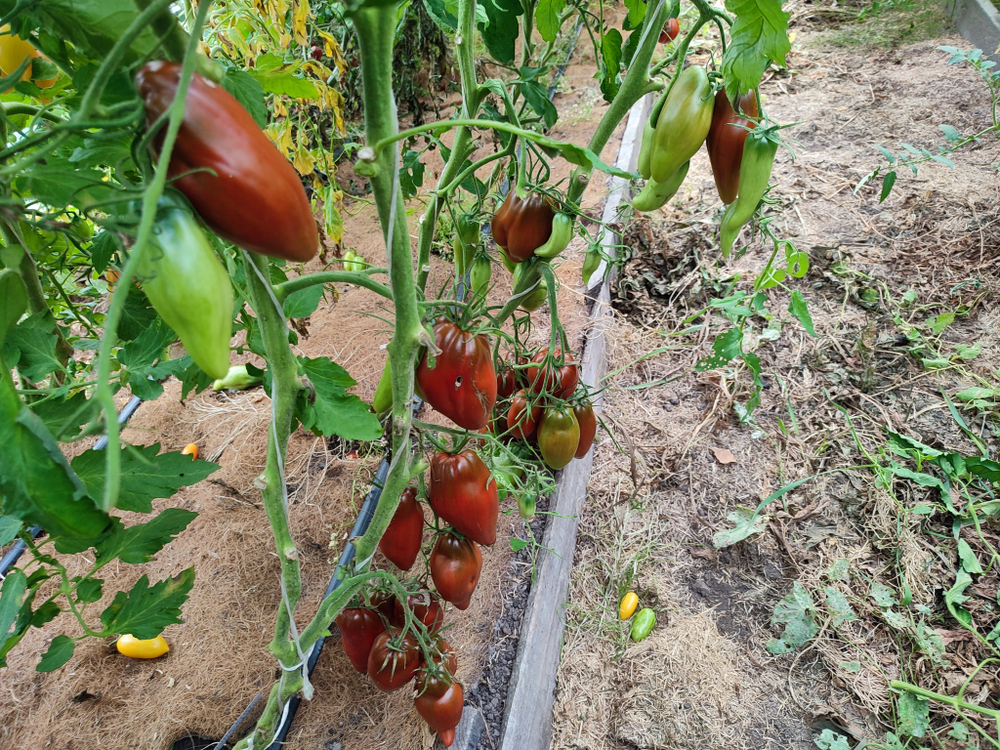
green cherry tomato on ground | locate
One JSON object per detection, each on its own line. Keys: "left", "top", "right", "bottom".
{"left": 630, "top": 608, "right": 656, "bottom": 641}
{"left": 537, "top": 406, "right": 580, "bottom": 470}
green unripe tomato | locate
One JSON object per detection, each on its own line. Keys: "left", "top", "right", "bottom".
{"left": 630, "top": 608, "right": 656, "bottom": 641}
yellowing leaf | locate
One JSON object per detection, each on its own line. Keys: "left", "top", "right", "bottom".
{"left": 267, "top": 122, "right": 293, "bottom": 157}
{"left": 301, "top": 60, "right": 332, "bottom": 79}
{"left": 317, "top": 30, "right": 348, "bottom": 74}
{"left": 292, "top": 0, "right": 311, "bottom": 46}
{"left": 292, "top": 144, "right": 315, "bottom": 176}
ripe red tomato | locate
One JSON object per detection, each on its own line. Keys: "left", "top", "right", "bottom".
{"left": 368, "top": 629, "right": 420, "bottom": 691}
{"left": 310, "top": 44, "right": 323, "bottom": 61}
{"left": 659, "top": 17, "right": 680, "bottom": 43}
{"left": 428, "top": 449, "right": 499, "bottom": 546}
{"left": 537, "top": 406, "right": 581, "bottom": 470}
{"left": 573, "top": 401, "right": 597, "bottom": 458}
{"left": 369, "top": 590, "right": 400, "bottom": 625}
{"left": 335, "top": 608, "right": 386, "bottom": 673}
{"left": 394, "top": 589, "right": 444, "bottom": 633}
{"left": 496, "top": 361, "right": 518, "bottom": 400}
{"left": 507, "top": 389, "right": 541, "bottom": 440}
{"left": 379, "top": 487, "right": 424, "bottom": 571}
{"left": 135, "top": 61, "right": 319, "bottom": 263}
{"left": 414, "top": 674, "right": 464, "bottom": 747}
{"left": 430, "top": 532, "right": 482, "bottom": 610}
{"left": 491, "top": 189, "right": 556, "bottom": 263}
{"left": 416, "top": 319, "right": 497, "bottom": 430}
{"left": 526, "top": 348, "right": 579, "bottom": 398}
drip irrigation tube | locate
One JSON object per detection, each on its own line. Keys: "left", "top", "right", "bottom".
{"left": 0, "top": 394, "right": 144, "bottom": 581}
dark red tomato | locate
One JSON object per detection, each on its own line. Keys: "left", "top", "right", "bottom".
{"left": 369, "top": 591, "right": 400, "bottom": 626}
{"left": 573, "top": 401, "right": 598, "bottom": 458}
{"left": 310, "top": 44, "right": 324, "bottom": 61}
{"left": 659, "top": 17, "right": 680, "bottom": 43}
{"left": 491, "top": 189, "right": 556, "bottom": 263}
{"left": 537, "top": 406, "right": 581, "bottom": 470}
{"left": 135, "top": 62, "right": 318, "bottom": 263}
{"left": 416, "top": 319, "right": 497, "bottom": 430}
{"left": 507, "top": 389, "right": 541, "bottom": 440}
{"left": 496, "top": 362, "right": 518, "bottom": 400}
{"left": 379, "top": 487, "right": 424, "bottom": 571}
{"left": 414, "top": 674, "right": 464, "bottom": 747}
{"left": 526, "top": 348, "right": 579, "bottom": 398}
{"left": 335, "top": 608, "right": 386, "bottom": 673}
{"left": 706, "top": 88, "right": 759, "bottom": 205}
{"left": 428, "top": 449, "right": 499, "bottom": 546}
{"left": 368, "top": 629, "right": 420, "bottom": 692}
{"left": 430, "top": 532, "right": 482, "bottom": 610}
{"left": 394, "top": 589, "right": 444, "bottom": 633}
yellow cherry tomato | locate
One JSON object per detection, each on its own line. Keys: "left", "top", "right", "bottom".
{"left": 0, "top": 25, "right": 35, "bottom": 82}
{"left": 116, "top": 634, "right": 169, "bottom": 659}
{"left": 619, "top": 591, "right": 639, "bottom": 620}
{"left": 181, "top": 443, "right": 199, "bottom": 460}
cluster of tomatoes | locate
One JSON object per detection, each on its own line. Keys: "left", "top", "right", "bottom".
{"left": 496, "top": 348, "right": 597, "bottom": 471}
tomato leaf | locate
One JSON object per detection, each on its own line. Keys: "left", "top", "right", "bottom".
{"left": 0, "top": 364, "right": 109, "bottom": 540}
{"left": 14, "top": 158, "right": 107, "bottom": 208}
{"left": 399, "top": 148, "right": 427, "bottom": 199}
{"left": 70, "top": 443, "right": 220, "bottom": 515}
{"left": 98, "top": 569, "right": 195, "bottom": 640}
{"left": 4, "top": 311, "right": 65, "bottom": 382}
{"left": 222, "top": 68, "right": 267, "bottom": 128}
{"left": 0, "top": 270, "right": 27, "bottom": 346}
{"left": 36, "top": 634, "right": 75, "bottom": 672}
{"left": 788, "top": 291, "right": 815, "bottom": 336}
{"left": 93, "top": 509, "right": 197, "bottom": 566}
{"left": 478, "top": 0, "right": 523, "bottom": 64}
{"left": 534, "top": 0, "right": 566, "bottom": 42}
{"left": 30, "top": 601, "right": 61, "bottom": 628}
{"left": 283, "top": 284, "right": 325, "bottom": 319}
{"left": 897, "top": 691, "right": 930, "bottom": 738}
{"left": 296, "top": 357, "right": 383, "bottom": 441}
{"left": 0, "top": 516, "right": 22, "bottom": 546}
{"left": 32, "top": 392, "right": 98, "bottom": 442}
{"left": 249, "top": 54, "right": 318, "bottom": 98}
{"left": 599, "top": 28, "right": 623, "bottom": 103}
{"left": 695, "top": 327, "right": 742, "bottom": 371}
{"left": 722, "top": 0, "right": 791, "bottom": 99}
{"left": 422, "top": 0, "right": 459, "bottom": 30}
{"left": 0, "top": 570, "right": 28, "bottom": 668}
{"left": 519, "top": 80, "right": 558, "bottom": 129}
{"left": 622, "top": 0, "right": 646, "bottom": 30}
{"left": 75, "top": 578, "right": 104, "bottom": 604}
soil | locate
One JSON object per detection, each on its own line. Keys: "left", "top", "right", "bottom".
{"left": 551, "top": 4, "right": 1000, "bottom": 750}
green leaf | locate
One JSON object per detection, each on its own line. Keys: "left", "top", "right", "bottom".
{"left": 713, "top": 506, "right": 769, "bottom": 548}
{"left": 31, "top": 601, "right": 60, "bottom": 628}
{"left": 623, "top": 0, "right": 646, "bottom": 29}
{"left": 399, "top": 148, "right": 426, "bottom": 200}
{"left": 5, "top": 311, "right": 64, "bottom": 382}
{"left": 0, "top": 570, "right": 28, "bottom": 666}
{"left": 0, "top": 269, "right": 27, "bottom": 346}
{"left": 953, "top": 342, "right": 981, "bottom": 360}
{"left": 929, "top": 310, "right": 955, "bottom": 335}
{"left": 879, "top": 170, "right": 897, "bottom": 202}
{"left": 534, "top": 0, "right": 566, "bottom": 42}
{"left": 68, "top": 136, "right": 134, "bottom": 171}
{"left": 0, "top": 516, "right": 22, "bottom": 545}
{"left": 957, "top": 538, "right": 983, "bottom": 574}
{"left": 116, "top": 291, "right": 158, "bottom": 343}
{"left": 0, "top": 365, "right": 109, "bottom": 540}
{"left": 422, "top": 0, "right": 459, "bottom": 30}
{"left": 283, "top": 284, "right": 325, "bottom": 319}
{"left": 823, "top": 587, "right": 856, "bottom": 627}
{"left": 870, "top": 582, "right": 898, "bottom": 608}
{"left": 37, "top": 634, "right": 75, "bottom": 672}
{"left": 766, "top": 581, "right": 817, "bottom": 654}
{"left": 897, "top": 691, "right": 929, "bottom": 738}
{"left": 520, "top": 80, "right": 558, "bottom": 129}
{"left": 913, "top": 620, "right": 945, "bottom": 665}
{"left": 70, "top": 443, "right": 220, "bottom": 515}
{"left": 939, "top": 124, "right": 961, "bottom": 141}
{"left": 297, "top": 357, "right": 382, "bottom": 441}
{"left": 696, "top": 327, "right": 742, "bottom": 371}
{"left": 222, "top": 68, "right": 267, "bottom": 128}
{"left": 94, "top": 509, "right": 198, "bottom": 566}
{"left": 32, "top": 392, "right": 99, "bottom": 442}
{"left": 814, "top": 729, "right": 850, "bottom": 750}
{"left": 14, "top": 158, "right": 108, "bottom": 207}
{"left": 99, "top": 569, "right": 195, "bottom": 640}
{"left": 75, "top": 578, "right": 104, "bottom": 604}
{"left": 479, "top": 0, "right": 523, "bottom": 64}
{"left": 510, "top": 538, "right": 529, "bottom": 552}
{"left": 248, "top": 55, "right": 318, "bottom": 98}
{"left": 599, "top": 28, "right": 623, "bottom": 103}
{"left": 722, "top": 0, "right": 791, "bottom": 98}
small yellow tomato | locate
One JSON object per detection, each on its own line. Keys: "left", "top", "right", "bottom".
{"left": 116, "top": 634, "right": 169, "bottom": 659}
{"left": 619, "top": 591, "right": 639, "bottom": 620}
{"left": 181, "top": 443, "right": 199, "bottom": 460}
{"left": 0, "top": 25, "right": 35, "bottom": 81}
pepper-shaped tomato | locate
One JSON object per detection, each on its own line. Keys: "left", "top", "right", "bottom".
{"left": 378, "top": 487, "right": 424, "bottom": 571}
{"left": 526, "top": 348, "right": 579, "bottom": 398}
{"left": 368, "top": 629, "right": 420, "bottom": 691}
{"left": 490, "top": 189, "right": 555, "bottom": 263}
{"left": 537, "top": 406, "right": 581, "bottom": 470}
{"left": 138, "top": 192, "right": 233, "bottom": 380}
{"left": 719, "top": 127, "right": 780, "bottom": 258}
{"left": 416, "top": 319, "right": 497, "bottom": 430}
{"left": 335, "top": 607, "right": 386, "bottom": 673}
{"left": 573, "top": 401, "right": 597, "bottom": 458}
{"left": 706, "top": 88, "right": 759, "bottom": 205}
{"left": 649, "top": 66, "right": 715, "bottom": 184}
{"left": 430, "top": 532, "right": 482, "bottom": 610}
{"left": 394, "top": 589, "right": 444, "bottom": 633}
{"left": 414, "top": 673, "right": 464, "bottom": 747}
{"left": 507, "top": 389, "right": 541, "bottom": 440}
{"left": 428, "top": 449, "right": 499, "bottom": 546}
{"left": 135, "top": 61, "right": 318, "bottom": 263}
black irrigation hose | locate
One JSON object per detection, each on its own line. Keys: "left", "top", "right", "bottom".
{"left": 0, "top": 395, "right": 144, "bottom": 581}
